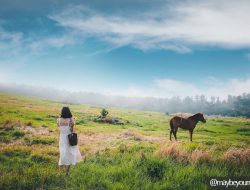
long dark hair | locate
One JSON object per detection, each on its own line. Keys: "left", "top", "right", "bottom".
{"left": 60, "top": 107, "right": 72, "bottom": 118}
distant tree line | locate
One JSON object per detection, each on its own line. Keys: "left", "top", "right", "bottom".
{"left": 1, "top": 83, "right": 250, "bottom": 118}
{"left": 160, "top": 93, "right": 250, "bottom": 118}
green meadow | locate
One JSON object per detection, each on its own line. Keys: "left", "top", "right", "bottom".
{"left": 0, "top": 93, "right": 250, "bottom": 190}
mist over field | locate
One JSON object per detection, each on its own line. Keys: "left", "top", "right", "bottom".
{"left": 1, "top": 83, "right": 250, "bottom": 117}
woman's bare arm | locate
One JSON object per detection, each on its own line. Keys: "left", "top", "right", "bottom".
{"left": 70, "top": 118, "right": 75, "bottom": 132}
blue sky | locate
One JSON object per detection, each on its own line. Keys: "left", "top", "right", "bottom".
{"left": 0, "top": 0, "right": 250, "bottom": 99}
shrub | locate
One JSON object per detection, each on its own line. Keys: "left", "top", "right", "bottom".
{"left": 2, "top": 147, "right": 31, "bottom": 158}
{"left": 26, "top": 121, "right": 32, "bottom": 126}
{"left": 145, "top": 159, "right": 165, "bottom": 181}
{"left": 236, "top": 128, "right": 250, "bottom": 132}
{"left": 33, "top": 116, "right": 43, "bottom": 121}
{"left": 25, "top": 137, "right": 55, "bottom": 145}
{"left": 0, "top": 129, "right": 25, "bottom": 143}
{"left": 12, "top": 131, "right": 25, "bottom": 138}
{"left": 30, "top": 153, "right": 53, "bottom": 163}
{"left": 100, "top": 109, "right": 109, "bottom": 118}
{"left": 0, "top": 133, "right": 12, "bottom": 143}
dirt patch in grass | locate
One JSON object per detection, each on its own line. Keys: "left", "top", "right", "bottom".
{"left": 122, "top": 129, "right": 144, "bottom": 141}
{"left": 79, "top": 132, "right": 120, "bottom": 154}
{"left": 78, "top": 129, "right": 168, "bottom": 155}
{"left": 121, "top": 129, "right": 167, "bottom": 143}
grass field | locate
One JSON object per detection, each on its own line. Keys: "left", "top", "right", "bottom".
{"left": 0, "top": 93, "right": 250, "bottom": 190}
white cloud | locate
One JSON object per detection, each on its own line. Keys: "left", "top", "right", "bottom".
{"left": 49, "top": 0, "right": 250, "bottom": 52}
{"left": 0, "top": 24, "right": 79, "bottom": 57}
{"left": 28, "top": 33, "right": 79, "bottom": 51}
{"left": 2, "top": 0, "right": 250, "bottom": 54}
{"left": 0, "top": 28, "right": 24, "bottom": 56}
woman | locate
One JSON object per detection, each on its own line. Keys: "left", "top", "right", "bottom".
{"left": 57, "top": 107, "right": 82, "bottom": 176}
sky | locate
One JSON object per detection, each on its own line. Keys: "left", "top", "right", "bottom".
{"left": 0, "top": 0, "right": 250, "bottom": 100}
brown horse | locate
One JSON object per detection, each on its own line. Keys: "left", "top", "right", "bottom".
{"left": 169, "top": 113, "right": 206, "bottom": 141}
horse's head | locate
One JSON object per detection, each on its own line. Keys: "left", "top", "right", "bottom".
{"left": 197, "top": 113, "right": 206, "bottom": 123}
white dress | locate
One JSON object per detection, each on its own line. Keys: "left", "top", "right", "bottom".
{"left": 58, "top": 118, "right": 82, "bottom": 166}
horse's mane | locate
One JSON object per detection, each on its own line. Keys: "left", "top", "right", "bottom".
{"left": 187, "top": 113, "right": 200, "bottom": 120}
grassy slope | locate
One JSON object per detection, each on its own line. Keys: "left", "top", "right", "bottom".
{"left": 0, "top": 93, "right": 250, "bottom": 190}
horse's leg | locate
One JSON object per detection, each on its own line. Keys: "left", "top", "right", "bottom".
{"left": 173, "top": 128, "right": 178, "bottom": 141}
{"left": 189, "top": 130, "right": 193, "bottom": 141}
{"left": 170, "top": 130, "right": 173, "bottom": 141}
{"left": 169, "top": 119, "right": 174, "bottom": 141}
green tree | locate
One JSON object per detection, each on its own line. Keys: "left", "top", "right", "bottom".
{"left": 100, "top": 108, "right": 109, "bottom": 118}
